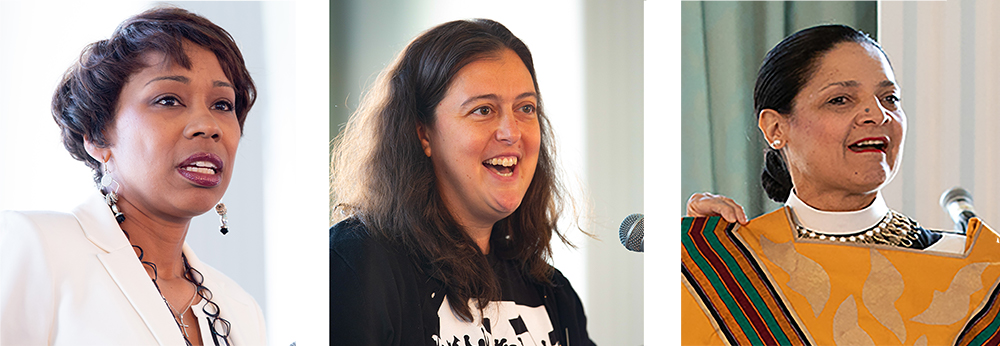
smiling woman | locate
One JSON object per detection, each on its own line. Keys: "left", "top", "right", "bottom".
{"left": 682, "top": 24, "right": 1000, "bottom": 345}
{"left": 329, "top": 19, "right": 593, "bottom": 346}
{"left": 416, "top": 49, "right": 542, "bottom": 253}
{"left": 1, "top": 7, "right": 265, "bottom": 345}
{"left": 758, "top": 41, "right": 906, "bottom": 211}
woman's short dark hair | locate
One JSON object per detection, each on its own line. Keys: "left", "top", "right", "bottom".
{"left": 52, "top": 7, "right": 256, "bottom": 184}
{"left": 755, "top": 24, "right": 885, "bottom": 202}
{"left": 331, "top": 19, "right": 569, "bottom": 321}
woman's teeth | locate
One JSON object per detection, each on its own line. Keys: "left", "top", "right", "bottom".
{"left": 181, "top": 161, "right": 218, "bottom": 174}
{"left": 485, "top": 157, "right": 517, "bottom": 167}
{"left": 855, "top": 139, "right": 885, "bottom": 146}
{"left": 849, "top": 139, "right": 886, "bottom": 152}
{"left": 484, "top": 157, "right": 517, "bottom": 177}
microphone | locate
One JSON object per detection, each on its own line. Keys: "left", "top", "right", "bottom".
{"left": 619, "top": 213, "right": 643, "bottom": 252}
{"left": 939, "top": 187, "right": 977, "bottom": 235}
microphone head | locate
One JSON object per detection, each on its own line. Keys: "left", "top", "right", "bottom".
{"left": 940, "top": 186, "right": 976, "bottom": 234}
{"left": 619, "top": 213, "right": 644, "bottom": 252}
{"left": 940, "top": 186, "right": 974, "bottom": 209}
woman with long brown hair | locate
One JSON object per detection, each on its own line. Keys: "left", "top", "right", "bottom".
{"left": 330, "top": 19, "right": 592, "bottom": 346}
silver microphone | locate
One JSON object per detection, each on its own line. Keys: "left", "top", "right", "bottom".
{"left": 619, "top": 213, "right": 643, "bottom": 252}
{"left": 940, "top": 187, "right": 977, "bottom": 235}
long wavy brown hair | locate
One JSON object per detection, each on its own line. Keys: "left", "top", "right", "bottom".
{"left": 330, "top": 19, "right": 572, "bottom": 321}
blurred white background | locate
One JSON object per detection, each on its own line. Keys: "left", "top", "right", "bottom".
{"left": 880, "top": 0, "right": 1000, "bottom": 232}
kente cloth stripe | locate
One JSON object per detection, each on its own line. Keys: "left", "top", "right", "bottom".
{"left": 682, "top": 216, "right": 810, "bottom": 345}
{"left": 682, "top": 218, "right": 757, "bottom": 345}
{"left": 957, "top": 283, "right": 1000, "bottom": 346}
{"left": 684, "top": 265, "right": 739, "bottom": 345}
{"left": 723, "top": 218, "right": 811, "bottom": 344}
{"left": 699, "top": 221, "right": 788, "bottom": 344}
{"left": 683, "top": 217, "right": 770, "bottom": 344}
{"left": 707, "top": 218, "right": 806, "bottom": 345}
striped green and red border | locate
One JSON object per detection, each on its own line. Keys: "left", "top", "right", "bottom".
{"left": 956, "top": 280, "right": 1000, "bottom": 346}
{"left": 682, "top": 216, "right": 810, "bottom": 345}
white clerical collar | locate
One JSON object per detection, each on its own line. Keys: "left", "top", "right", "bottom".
{"left": 785, "top": 190, "right": 889, "bottom": 235}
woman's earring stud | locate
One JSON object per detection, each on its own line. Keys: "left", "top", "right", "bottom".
{"left": 215, "top": 203, "right": 229, "bottom": 235}
{"left": 771, "top": 139, "right": 781, "bottom": 148}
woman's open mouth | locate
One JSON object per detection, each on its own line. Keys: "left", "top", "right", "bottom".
{"left": 181, "top": 161, "right": 218, "bottom": 174}
{"left": 848, "top": 137, "right": 888, "bottom": 153}
{"left": 483, "top": 156, "right": 517, "bottom": 177}
{"left": 178, "top": 153, "right": 224, "bottom": 187}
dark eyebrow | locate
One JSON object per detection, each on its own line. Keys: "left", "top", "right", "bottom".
{"left": 145, "top": 76, "right": 234, "bottom": 90}
{"left": 819, "top": 80, "right": 859, "bottom": 91}
{"left": 459, "top": 92, "right": 538, "bottom": 108}
{"left": 460, "top": 94, "right": 498, "bottom": 108}
{"left": 516, "top": 92, "right": 538, "bottom": 100}
{"left": 878, "top": 80, "right": 897, "bottom": 88}
{"left": 146, "top": 75, "right": 189, "bottom": 86}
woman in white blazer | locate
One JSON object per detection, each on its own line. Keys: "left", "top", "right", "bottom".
{"left": 1, "top": 7, "right": 265, "bottom": 345}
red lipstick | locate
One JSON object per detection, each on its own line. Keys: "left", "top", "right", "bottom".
{"left": 848, "top": 137, "right": 889, "bottom": 153}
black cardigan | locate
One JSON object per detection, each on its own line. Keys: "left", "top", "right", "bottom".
{"left": 329, "top": 218, "right": 595, "bottom": 346}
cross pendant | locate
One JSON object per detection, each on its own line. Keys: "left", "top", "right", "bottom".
{"left": 179, "top": 320, "right": 190, "bottom": 337}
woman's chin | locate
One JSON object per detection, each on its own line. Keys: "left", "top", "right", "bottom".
{"left": 491, "top": 199, "right": 524, "bottom": 219}
{"left": 171, "top": 192, "right": 226, "bottom": 217}
{"left": 848, "top": 171, "right": 892, "bottom": 194}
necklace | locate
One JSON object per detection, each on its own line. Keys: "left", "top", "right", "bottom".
{"left": 794, "top": 209, "right": 922, "bottom": 248}
{"left": 164, "top": 280, "right": 198, "bottom": 339}
{"left": 104, "top": 191, "right": 231, "bottom": 346}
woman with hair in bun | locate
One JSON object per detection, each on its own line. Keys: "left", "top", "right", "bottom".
{"left": 1, "top": 7, "right": 264, "bottom": 345}
{"left": 682, "top": 24, "right": 1000, "bottom": 344}
{"left": 329, "top": 19, "right": 593, "bottom": 346}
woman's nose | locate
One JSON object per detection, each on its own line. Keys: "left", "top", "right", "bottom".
{"left": 495, "top": 111, "right": 521, "bottom": 144}
{"left": 857, "top": 95, "right": 892, "bottom": 126}
{"left": 185, "top": 104, "right": 223, "bottom": 141}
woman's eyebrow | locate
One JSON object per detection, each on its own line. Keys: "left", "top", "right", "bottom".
{"left": 819, "top": 80, "right": 859, "bottom": 91}
{"left": 144, "top": 76, "right": 233, "bottom": 90}
{"left": 515, "top": 92, "right": 538, "bottom": 100}
{"left": 146, "top": 75, "right": 189, "bottom": 86}
{"left": 460, "top": 94, "right": 499, "bottom": 107}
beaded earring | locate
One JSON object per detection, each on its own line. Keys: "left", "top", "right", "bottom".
{"left": 215, "top": 203, "right": 229, "bottom": 235}
{"left": 101, "top": 161, "right": 125, "bottom": 224}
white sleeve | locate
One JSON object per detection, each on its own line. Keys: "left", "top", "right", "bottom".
{"left": 1, "top": 211, "right": 56, "bottom": 345}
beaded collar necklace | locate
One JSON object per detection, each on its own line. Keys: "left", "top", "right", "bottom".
{"left": 794, "top": 209, "right": 922, "bottom": 248}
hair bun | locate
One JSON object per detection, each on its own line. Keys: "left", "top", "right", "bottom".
{"left": 761, "top": 148, "right": 793, "bottom": 203}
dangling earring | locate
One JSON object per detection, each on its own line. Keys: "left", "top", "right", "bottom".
{"left": 215, "top": 203, "right": 229, "bottom": 235}
{"left": 100, "top": 161, "right": 125, "bottom": 224}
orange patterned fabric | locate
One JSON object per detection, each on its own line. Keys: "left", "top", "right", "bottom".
{"left": 682, "top": 216, "right": 810, "bottom": 345}
{"left": 683, "top": 208, "right": 1000, "bottom": 345}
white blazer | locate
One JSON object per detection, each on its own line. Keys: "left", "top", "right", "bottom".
{"left": 1, "top": 193, "right": 267, "bottom": 345}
